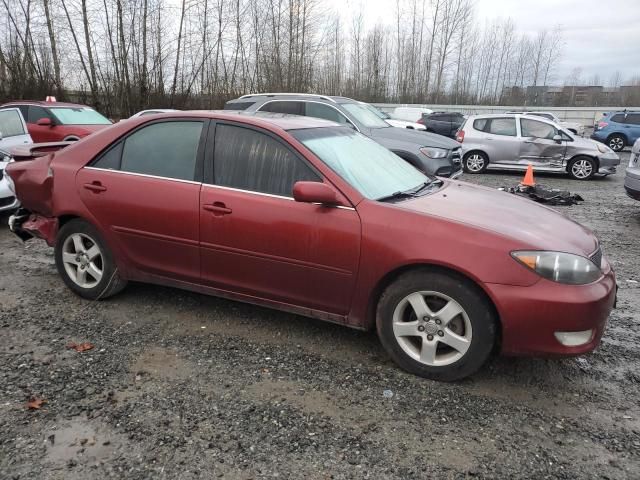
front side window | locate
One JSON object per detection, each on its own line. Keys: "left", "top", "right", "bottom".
{"left": 0, "top": 109, "right": 27, "bottom": 137}
{"left": 50, "top": 107, "right": 111, "bottom": 125}
{"left": 213, "top": 124, "right": 320, "bottom": 197}
{"left": 521, "top": 118, "right": 557, "bottom": 139}
{"left": 27, "top": 106, "right": 53, "bottom": 123}
{"left": 340, "top": 103, "right": 390, "bottom": 129}
{"left": 258, "top": 101, "right": 304, "bottom": 116}
{"left": 292, "top": 127, "right": 430, "bottom": 200}
{"left": 106, "top": 121, "right": 204, "bottom": 181}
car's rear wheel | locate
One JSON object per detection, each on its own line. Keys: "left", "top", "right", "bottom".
{"left": 54, "top": 219, "right": 126, "bottom": 300}
{"left": 568, "top": 156, "right": 596, "bottom": 180}
{"left": 463, "top": 151, "right": 488, "bottom": 173}
{"left": 607, "top": 134, "right": 625, "bottom": 152}
{"left": 376, "top": 269, "right": 496, "bottom": 381}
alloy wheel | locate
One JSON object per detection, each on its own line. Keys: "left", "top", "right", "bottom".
{"left": 571, "top": 159, "right": 594, "bottom": 179}
{"left": 608, "top": 137, "right": 624, "bottom": 151}
{"left": 61, "top": 233, "right": 104, "bottom": 288}
{"left": 392, "top": 291, "right": 472, "bottom": 367}
{"left": 466, "top": 154, "right": 485, "bottom": 172}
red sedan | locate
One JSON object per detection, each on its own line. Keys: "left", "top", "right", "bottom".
{"left": 0, "top": 100, "right": 112, "bottom": 142}
{"left": 5, "top": 111, "right": 616, "bottom": 381}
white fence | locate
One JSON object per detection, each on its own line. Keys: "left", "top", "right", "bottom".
{"left": 372, "top": 104, "right": 640, "bottom": 128}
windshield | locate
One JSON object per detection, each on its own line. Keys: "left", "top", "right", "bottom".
{"left": 360, "top": 103, "right": 391, "bottom": 120}
{"left": 340, "top": 103, "right": 390, "bottom": 129}
{"left": 292, "top": 127, "right": 431, "bottom": 200}
{"left": 50, "top": 107, "right": 111, "bottom": 125}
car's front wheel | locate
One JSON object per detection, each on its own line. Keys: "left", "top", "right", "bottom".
{"left": 376, "top": 269, "right": 496, "bottom": 381}
{"left": 54, "top": 219, "right": 127, "bottom": 300}
{"left": 568, "top": 156, "right": 597, "bottom": 180}
{"left": 607, "top": 134, "right": 625, "bottom": 152}
{"left": 463, "top": 151, "right": 488, "bottom": 173}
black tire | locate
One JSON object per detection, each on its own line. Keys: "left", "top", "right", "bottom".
{"left": 54, "top": 219, "right": 127, "bottom": 300}
{"left": 376, "top": 269, "right": 496, "bottom": 381}
{"left": 463, "top": 151, "right": 489, "bottom": 174}
{"left": 567, "top": 156, "right": 597, "bottom": 180}
{"left": 606, "top": 134, "right": 625, "bottom": 152}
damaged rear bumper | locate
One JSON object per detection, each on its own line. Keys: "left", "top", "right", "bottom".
{"left": 9, "top": 209, "right": 59, "bottom": 246}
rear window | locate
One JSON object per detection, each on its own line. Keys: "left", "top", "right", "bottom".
{"left": 223, "top": 101, "right": 255, "bottom": 111}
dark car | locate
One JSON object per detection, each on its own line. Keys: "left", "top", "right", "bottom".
{"left": 225, "top": 94, "right": 463, "bottom": 178}
{"left": 421, "top": 112, "right": 466, "bottom": 139}
{"left": 7, "top": 111, "right": 615, "bottom": 381}
{"left": 0, "top": 100, "right": 112, "bottom": 143}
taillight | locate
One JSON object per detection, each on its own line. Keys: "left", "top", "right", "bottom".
{"left": 417, "top": 118, "right": 425, "bottom": 125}
{"left": 456, "top": 130, "right": 465, "bottom": 143}
{"left": 597, "top": 121, "right": 608, "bottom": 129}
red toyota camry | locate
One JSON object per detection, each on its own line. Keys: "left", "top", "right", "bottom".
{"left": 5, "top": 111, "right": 616, "bottom": 381}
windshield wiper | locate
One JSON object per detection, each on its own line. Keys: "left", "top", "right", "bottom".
{"left": 376, "top": 190, "right": 417, "bottom": 202}
{"left": 377, "top": 180, "right": 441, "bottom": 202}
{"left": 410, "top": 179, "right": 442, "bottom": 195}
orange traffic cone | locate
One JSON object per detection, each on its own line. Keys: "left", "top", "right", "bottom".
{"left": 521, "top": 164, "right": 535, "bottom": 187}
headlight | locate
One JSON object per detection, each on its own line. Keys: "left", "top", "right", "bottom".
{"left": 511, "top": 251, "right": 602, "bottom": 285}
{"left": 420, "top": 147, "right": 448, "bottom": 159}
{"left": 596, "top": 143, "right": 609, "bottom": 154}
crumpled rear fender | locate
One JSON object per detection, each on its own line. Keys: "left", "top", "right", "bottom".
{"left": 9, "top": 210, "right": 59, "bottom": 246}
{"left": 5, "top": 155, "right": 55, "bottom": 216}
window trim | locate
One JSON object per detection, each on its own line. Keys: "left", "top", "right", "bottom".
{"left": 205, "top": 120, "right": 323, "bottom": 198}
{"left": 87, "top": 118, "right": 209, "bottom": 183}
{"left": 256, "top": 99, "right": 359, "bottom": 132}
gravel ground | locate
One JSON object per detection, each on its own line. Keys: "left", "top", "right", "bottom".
{"left": 1, "top": 152, "right": 639, "bottom": 480}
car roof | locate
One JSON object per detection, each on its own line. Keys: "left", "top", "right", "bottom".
{"left": 146, "top": 110, "right": 341, "bottom": 130}
{"left": 228, "top": 93, "right": 359, "bottom": 105}
{"left": 1, "top": 100, "right": 90, "bottom": 108}
{"left": 468, "top": 113, "right": 557, "bottom": 124}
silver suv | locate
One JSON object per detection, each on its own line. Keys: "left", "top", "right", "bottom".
{"left": 457, "top": 114, "right": 620, "bottom": 180}
{"left": 225, "top": 94, "right": 463, "bottom": 178}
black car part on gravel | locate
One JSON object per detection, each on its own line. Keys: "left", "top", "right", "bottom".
{"left": 498, "top": 184, "right": 584, "bottom": 206}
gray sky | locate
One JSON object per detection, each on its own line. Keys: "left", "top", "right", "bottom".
{"left": 332, "top": 0, "right": 640, "bottom": 85}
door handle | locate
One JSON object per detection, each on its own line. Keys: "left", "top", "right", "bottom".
{"left": 203, "top": 202, "right": 232, "bottom": 215}
{"left": 83, "top": 182, "right": 107, "bottom": 193}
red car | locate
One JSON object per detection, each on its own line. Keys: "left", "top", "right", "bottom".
{"left": 0, "top": 101, "right": 111, "bottom": 143}
{"left": 5, "top": 111, "right": 616, "bottom": 381}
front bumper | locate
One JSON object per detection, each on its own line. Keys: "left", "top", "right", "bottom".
{"left": 486, "top": 266, "right": 616, "bottom": 356}
{"left": 624, "top": 168, "right": 640, "bottom": 200}
{"left": 597, "top": 152, "right": 620, "bottom": 175}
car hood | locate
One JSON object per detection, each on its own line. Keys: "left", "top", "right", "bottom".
{"left": 395, "top": 179, "right": 598, "bottom": 256}
{"left": 368, "top": 126, "right": 460, "bottom": 149}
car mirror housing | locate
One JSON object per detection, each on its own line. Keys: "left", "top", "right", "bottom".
{"left": 553, "top": 134, "right": 562, "bottom": 143}
{"left": 293, "top": 181, "right": 345, "bottom": 207}
{"left": 36, "top": 117, "right": 53, "bottom": 127}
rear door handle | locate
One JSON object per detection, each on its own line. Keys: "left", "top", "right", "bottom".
{"left": 203, "top": 202, "right": 232, "bottom": 215}
{"left": 83, "top": 182, "right": 107, "bottom": 193}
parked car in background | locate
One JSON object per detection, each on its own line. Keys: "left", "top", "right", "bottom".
{"left": 421, "top": 112, "right": 466, "bottom": 139}
{"left": 0, "top": 107, "right": 32, "bottom": 149}
{"left": 457, "top": 113, "right": 620, "bottom": 180}
{"left": 359, "top": 103, "right": 426, "bottom": 130}
{"left": 506, "top": 111, "right": 585, "bottom": 136}
{"left": 130, "top": 109, "right": 178, "bottom": 118}
{"left": 625, "top": 138, "right": 640, "bottom": 201}
{"left": 225, "top": 94, "right": 462, "bottom": 177}
{"left": 6, "top": 111, "right": 615, "bottom": 381}
{"left": 390, "top": 106, "right": 433, "bottom": 124}
{"left": 0, "top": 148, "right": 20, "bottom": 213}
{"left": 0, "top": 100, "right": 112, "bottom": 142}
{"left": 591, "top": 110, "right": 640, "bottom": 152}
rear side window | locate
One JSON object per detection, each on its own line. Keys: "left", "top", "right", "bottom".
{"left": 213, "top": 124, "right": 320, "bottom": 197}
{"left": 224, "top": 101, "right": 255, "bottom": 111}
{"left": 96, "top": 121, "right": 203, "bottom": 181}
{"left": 304, "top": 103, "right": 349, "bottom": 124}
{"left": 625, "top": 113, "right": 640, "bottom": 125}
{"left": 521, "top": 118, "right": 557, "bottom": 139}
{"left": 0, "top": 109, "right": 26, "bottom": 137}
{"left": 259, "top": 101, "right": 304, "bottom": 115}
{"left": 474, "top": 118, "right": 516, "bottom": 136}
{"left": 611, "top": 114, "right": 626, "bottom": 123}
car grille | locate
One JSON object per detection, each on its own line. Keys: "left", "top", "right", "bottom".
{"left": 590, "top": 246, "right": 603, "bottom": 269}
{"left": 450, "top": 147, "right": 462, "bottom": 169}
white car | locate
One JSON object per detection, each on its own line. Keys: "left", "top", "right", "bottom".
{"left": 0, "top": 108, "right": 32, "bottom": 213}
{"left": 507, "top": 111, "right": 585, "bottom": 136}
{"left": 129, "top": 109, "right": 178, "bottom": 118}
{"left": 359, "top": 103, "right": 426, "bottom": 131}
{"left": 390, "top": 106, "right": 434, "bottom": 124}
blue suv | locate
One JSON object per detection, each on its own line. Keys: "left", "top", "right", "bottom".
{"left": 591, "top": 110, "right": 640, "bottom": 152}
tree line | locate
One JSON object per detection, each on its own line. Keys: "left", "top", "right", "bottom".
{"left": 0, "top": 0, "right": 587, "bottom": 118}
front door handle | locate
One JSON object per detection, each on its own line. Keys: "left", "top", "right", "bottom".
{"left": 83, "top": 182, "right": 107, "bottom": 193}
{"left": 203, "top": 202, "right": 232, "bottom": 215}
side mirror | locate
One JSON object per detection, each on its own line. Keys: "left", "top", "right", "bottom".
{"left": 552, "top": 134, "right": 562, "bottom": 143}
{"left": 36, "top": 117, "right": 52, "bottom": 127}
{"left": 293, "top": 181, "right": 344, "bottom": 206}
{"left": 0, "top": 130, "right": 3, "bottom": 141}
